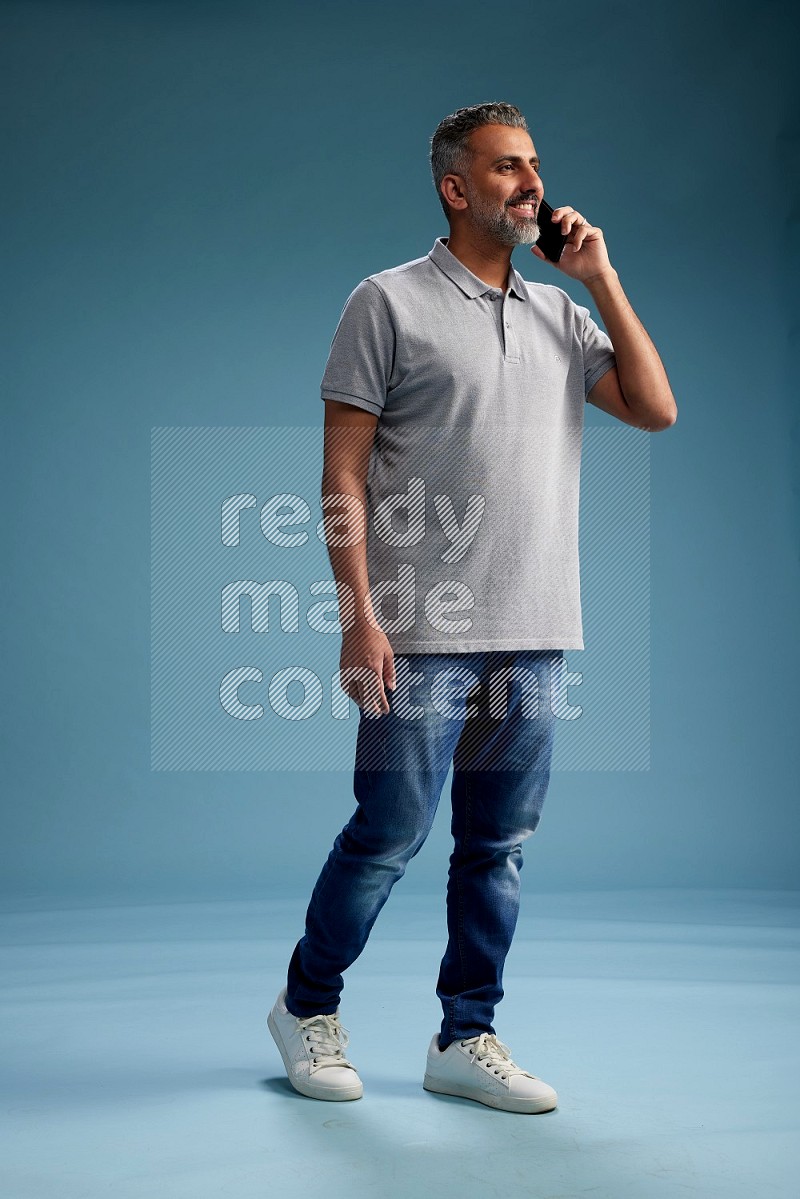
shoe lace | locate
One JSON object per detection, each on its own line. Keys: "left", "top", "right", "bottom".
{"left": 462, "top": 1032, "right": 538, "bottom": 1081}
{"left": 297, "top": 1012, "right": 356, "bottom": 1070}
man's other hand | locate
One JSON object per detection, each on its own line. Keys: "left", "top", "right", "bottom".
{"left": 339, "top": 624, "right": 396, "bottom": 717}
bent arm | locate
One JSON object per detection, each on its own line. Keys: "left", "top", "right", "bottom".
{"left": 585, "top": 269, "right": 678, "bottom": 431}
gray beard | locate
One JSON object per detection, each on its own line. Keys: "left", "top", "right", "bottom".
{"left": 468, "top": 195, "right": 542, "bottom": 247}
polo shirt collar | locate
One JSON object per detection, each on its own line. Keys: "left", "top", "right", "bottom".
{"left": 428, "top": 236, "right": 528, "bottom": 301}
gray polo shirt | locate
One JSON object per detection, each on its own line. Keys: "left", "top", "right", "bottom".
{"left": 320, "top": 236, "right": 616, "bottom": 652}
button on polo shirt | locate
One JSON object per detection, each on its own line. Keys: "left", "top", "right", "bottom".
{"left": 320, "top": 236, "right": 616, "bottom": 652}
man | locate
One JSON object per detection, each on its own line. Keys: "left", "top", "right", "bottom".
{"left": 268, "top": 102, "right": 676, "bottom": 1113}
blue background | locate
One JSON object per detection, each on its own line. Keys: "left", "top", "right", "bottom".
{"left": 3, "top": 0, "right": 797, "bottom": 901}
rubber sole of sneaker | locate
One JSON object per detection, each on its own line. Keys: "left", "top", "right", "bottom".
{"left": 267, "top": 1010, "right": 363, "bottom": 1102}
{"left": 423, "top": 1073, "right": 557, "bottom": 1114}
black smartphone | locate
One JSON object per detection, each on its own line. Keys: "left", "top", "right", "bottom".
{"left": 535, "top": 199, "right": 568, "bottom": 262}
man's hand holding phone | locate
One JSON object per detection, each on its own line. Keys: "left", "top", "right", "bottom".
{"left": 532, "top": 201, "right": 615, "bottom": 285}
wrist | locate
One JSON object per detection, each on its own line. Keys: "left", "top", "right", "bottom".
{"left": 584, "top": 266, "right": 619, "bottom": 292}
{"left": 342, "top": 609, "right": 379, "bottom": 636}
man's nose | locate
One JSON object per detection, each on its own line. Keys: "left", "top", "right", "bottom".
{"left": 520, "top": 172, "right": 543, "bottom": 201}
{"left": 528, "top": 172, "right": 544, "bottom": 198}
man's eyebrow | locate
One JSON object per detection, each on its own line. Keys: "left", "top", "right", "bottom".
{"left": 490, "top": 154, "right": 541, "bottom": 169}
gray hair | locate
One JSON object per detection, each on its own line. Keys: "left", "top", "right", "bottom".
{"left": 430, "top": 102, "right": 529, "bottom": 218}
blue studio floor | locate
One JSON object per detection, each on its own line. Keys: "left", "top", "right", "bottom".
{"left": 1, "top": 887, "right": 798, "bottom": 1198}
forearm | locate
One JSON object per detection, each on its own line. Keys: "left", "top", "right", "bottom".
{"left": 585, "top": 269, "right": 677, "bottom": 427}
{"left": 320, "top": 472, "right": 377, "bottom": 631}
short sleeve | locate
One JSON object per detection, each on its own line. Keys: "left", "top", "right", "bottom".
{"left": 320, "top": 278, "right": 395, "bottom": 417}
{"left": 576, "top": 303, "right": 617, "bottom": 398}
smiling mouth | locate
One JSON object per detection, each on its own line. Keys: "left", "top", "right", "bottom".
{"left": 507, "top": 201, "right": 538, "bottom": 217}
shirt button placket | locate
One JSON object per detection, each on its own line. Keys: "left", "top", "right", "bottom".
{"left": 487, "top": 291, "right": 504, "bottom": 353}
{"left": 501, "top": 297, "right": 520, "bottom": 363}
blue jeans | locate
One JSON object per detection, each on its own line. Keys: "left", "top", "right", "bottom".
{"left": 285, "top": 649, "right": 563, "bottom": 1050}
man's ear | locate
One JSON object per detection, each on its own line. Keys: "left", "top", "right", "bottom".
{"left": 440, "top": 174, "right": 468, "bottom": 212}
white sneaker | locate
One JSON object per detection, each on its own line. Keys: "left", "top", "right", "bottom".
{"left": 267, "top": 988, "right": 363, "bottom": 1101}
{"left": 423, "top": 1031, "right": 558, "bottom": 1114}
